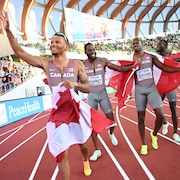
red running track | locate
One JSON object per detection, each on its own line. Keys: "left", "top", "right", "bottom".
{"left": 1, "top": 87, "right": 180, "bottom": 180}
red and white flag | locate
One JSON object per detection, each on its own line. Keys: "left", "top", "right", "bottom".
{"left": 105, "top": 52, "right": 180, "bottom": 111}
{"left": 168, "top": 51, "right": 180, "bottom": 60}
{"left": 147, "top": 51, "right": 180, "bottom": 95}
{"left": 105, "top": 60, "right": 137, "bottom": 111}
{"left": 46, "top": 85, "right": 113, "bottom": 158}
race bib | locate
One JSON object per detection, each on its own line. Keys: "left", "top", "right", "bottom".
{"left": 89, "top": 75, "right": 103, "bottom": 86}
{"left": 136, "top": 68, "right": 152, "bottom": 81}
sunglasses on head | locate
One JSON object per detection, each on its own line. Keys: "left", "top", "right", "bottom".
{"left": 54, "top": 32, "right": 70, "bottom": 46}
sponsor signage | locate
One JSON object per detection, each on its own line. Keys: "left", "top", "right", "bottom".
{"left": 0, "top": 96, "right": 44, "bottom": 127}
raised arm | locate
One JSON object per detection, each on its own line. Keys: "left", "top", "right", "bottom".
{"left": 0, "top": 11, "right": 48, "bottom": 69}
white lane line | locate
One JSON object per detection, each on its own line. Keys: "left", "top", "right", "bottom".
{"left": 125, "top": 104, "right": 180, "bottom": 131}
{"left": 98, "top": 134, "right": 130, "bottom": 180}
{"left": 0, "top": 113, "right": 43, "bottom": 144}
{"left": 0, "top": 113, "right": 49, "bottom": 137}
{"left": 0, "top": 125, "right": 24, "bottom": 145}
{"left": 116, "top": 106, "right": 156, "bottom": 180}
{"left": 120, "top": 114, "right": 180, "bottom": 145}
{"left": 29, "top": 139, "right": 48, "bottom": 180}
{"left": 0, "top": 127, "right": 46, "bottom": 161}
{"left": 51, "top": 166, "right": 59, "bottom": 180}
{"left": 49, "top": 134, "right": 130, "bottom": 180}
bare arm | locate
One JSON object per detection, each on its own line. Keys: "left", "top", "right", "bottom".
{"left": 170, "top": 52, "right": 180, "bottom": 62}
{"left": 75, "top": 60, "right": 90, "bottom": 93}
{"left": 153, "top": 55, "right": 180, "bottom": 72}
{"left": 61, "top": 60, "right": 90, "bottom": 93}
{"left": 173, "top": 58, "right": 180, "bottom": 62}
{"left": 0, "top": 11, "right": 48, "bottom": 70}
{"left": 104, "top": 58, "right": 136, "bottom": 72}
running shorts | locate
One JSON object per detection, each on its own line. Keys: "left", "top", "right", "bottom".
{"left": 88, "top": 88, "right": 113, "bottom": 114}
{"left": 135, "top": 83, "right": 163, "bottom": 111}
{"left": 161, "top": 89, "right": 177, "bottom": 102}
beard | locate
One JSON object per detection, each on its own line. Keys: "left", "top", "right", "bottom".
{"left": 51, "top": 52, "right": 60, "bottom": 57}
{"left": 133, "top": 46, "right": 140, "bottom": 52}
{"left": 87, "top": 52, "right": 96, "bottom": 61}
{"left": 156, "top": 47, "right": 164, "bottom": 54}
{"left": 52, "top": 52, "right": 57, "bottom": 56}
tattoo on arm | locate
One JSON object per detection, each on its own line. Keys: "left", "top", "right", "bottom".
{"left": 78, "top": 67, "right": 88, "bottom": 84}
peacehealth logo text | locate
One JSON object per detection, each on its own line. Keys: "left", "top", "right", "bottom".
{"left": 8, "top": 100, "right": 40, "bottom": 118}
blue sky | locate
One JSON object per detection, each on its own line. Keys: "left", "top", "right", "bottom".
{"left": 8, "top": 0, "right": 180, "bottom": 42}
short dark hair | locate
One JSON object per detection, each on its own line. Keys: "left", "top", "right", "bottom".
{"left": 84, "top": 42, "right": 93, "bottom": 51}
{"left": 53, "top": 32, "right": 70, "bottom": 46}
{"left": 133, "top": 37, "right": 143, "bottom": 44}
{"left": 159, "top": 39, "right": 168, "bottom": 48}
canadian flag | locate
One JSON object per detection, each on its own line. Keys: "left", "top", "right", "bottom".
{"left": 168, "top": 52, "right": 180, "bottom": 60}
{"left": 105, "top": 60, "right": 137, "bottom": 111}
{"left": 105, "top": 52, "right": 180, "bottom": 111}
{"left": 147, "top": 51, "right": 180, "bottom": 95}
{"left": 46, "top": 85, "right": 113, "bottom": 158}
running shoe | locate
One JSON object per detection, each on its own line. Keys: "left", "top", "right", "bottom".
{"left": 173, "top": 133, "right": 180, "bottom": 143}
{"left": 150, "top": 131, "right": 158, "bottom": 149}
{"left": 140, "top": 145, "right": 148, "bottom": 155}
{"left": 83, "top": 160, "right": 92, "bottom": 176}
{"left": 89, "top": 150, "right": 102, "bottom": 161}
{"left": 162, "top": 121, "right": 169, "bottom": 135}
{"left": 108, "top": 130, "right": 118, "bottom": 146}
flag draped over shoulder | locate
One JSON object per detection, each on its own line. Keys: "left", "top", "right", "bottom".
{"left": 105, "top": 60, "right": 137, "bottom": 111}
{"left": 105, "top": 52, "right": 180, "bottom": 111}
{"left": 147, "top": 51, "right": 180, "bottom": 95}
{"left": 46, "top": 85, "right": 113, "bottom": 158}
{"left": 168, "top": 52, "right": 180, "bottom": 60}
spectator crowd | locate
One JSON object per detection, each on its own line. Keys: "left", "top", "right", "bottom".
{"left": 0, "top": 56, "right": 33, "bottom": 95}
{"left": 0, "top": 32, "right": 179, "bottom": 96}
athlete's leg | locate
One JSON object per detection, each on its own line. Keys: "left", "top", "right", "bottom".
{"left": 135, "top": 85, "right": 147, "bottom": 145}
{"left": 99, "top": 89, "right": 118, "bottom": 145}
{"left": 88, "top": 92, "right": 102, "bottom": 161}
{"left": 87, "top": 92, "right": 99, "bottom": 150}
{"left": 79, "top": 143, "right": 89, "bottom": 161}
{"left": 169, "top": 101, "right": 178, "bottom": 133}
{"left": 166, "top": 90, "right": 178, "bottom": 133}
{"left": 137, "top": 110, "right": 147, "bottom": 145}
{"left": 153, "top": 107, "right": 164, "bottom": 136}
{"left": 99, "top": 89, "right": 115, "bottom": 134}
{"left": 58, "top": 150, "right": 70, "bottom": 180}
{"left": 105, "top": 112, "right": 115, "bottom": 134}
{"left": 148, "top": 84, "right": 164, "bottom": 136}
{"left": 79, "top": 143, "right": 92, "bottom": 176}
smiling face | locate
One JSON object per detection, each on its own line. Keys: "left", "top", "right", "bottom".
{"left": 85, "top": 43, "right": 97, "bottom": 61}
{"left": 50, "top": 35, "right": 68, "bottom": 56}
{"left": 156, "top": 40, "right": 168, "bottom": 56}
{"left": 132, "top": 38, "right": 143, "bottom": 53}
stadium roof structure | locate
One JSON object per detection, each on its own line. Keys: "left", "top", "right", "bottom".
{"left": 0, "top": 0, "right": 179, "bottom": 42}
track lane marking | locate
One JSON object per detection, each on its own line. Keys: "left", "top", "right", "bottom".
{"left": 98, "top": 134, "right": 130, "bottom": 180}
{"left": 0, "top": 127, "right": 46, "bottom": 161}
{"left": 0, "top": 113, "right": 49, "bottom": 137}
{"left": 116, "top": 106, "right": 156, "bottom": 180}
{"left": 29, "top": 139, "right": 48, "bottom": 180}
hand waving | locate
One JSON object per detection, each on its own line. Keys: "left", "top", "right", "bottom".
{"left": 0, "top": 11, "right": 10, "bottom": 31}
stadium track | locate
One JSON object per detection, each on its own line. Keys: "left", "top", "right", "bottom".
{"left": 1, "top": 87, "right": 180, "bottom": 180}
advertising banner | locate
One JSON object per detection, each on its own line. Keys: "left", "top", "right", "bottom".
{"left": 64, "top": 8, "right": 121, "bottom": 41}
{"left": 0, "top": 96, "right": 44, "bottom": 127}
